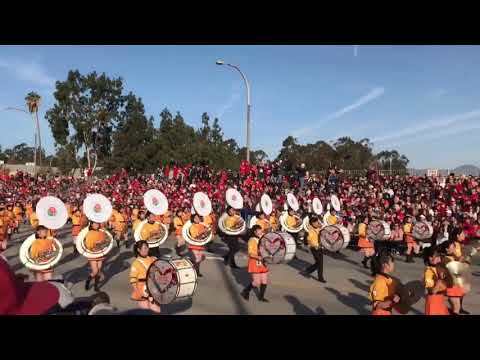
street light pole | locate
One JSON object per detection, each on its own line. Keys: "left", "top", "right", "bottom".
{"left": 216, "top": 60, "right": 251, "bottom": 163}
{"left": 3, "top": 107, "right": 38, "bottom": 176}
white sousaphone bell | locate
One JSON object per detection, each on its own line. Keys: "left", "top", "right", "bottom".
{"left": 249, "top": 194, "right": 273, "bottom": 229}
{"left": 280, "top": 193, "right": 303, "bottom": 233}
{"left": 76, "top": 194, "right": 114, "bottom": 259}
{"left": 20, "top": 196, "right": 68, "bottom": 271}
{"left": 323, "top": 194, "right": 341, "bottom": 225}
{"left": 218, "top": 188, "right": 246, "bottom": 236}
{"left": 134, "top": 189, "right": 169, "bottom": 248}
{"left": 303, "top": 197, "right": 324, "bottom": 233}
{"left": 183, "top": 192, "right": 214, "bottom": 246}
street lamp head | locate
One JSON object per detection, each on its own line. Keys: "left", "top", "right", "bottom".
{"left": 215, "top": 60, "right": 225, "bottom": 65}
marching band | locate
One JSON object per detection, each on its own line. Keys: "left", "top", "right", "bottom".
{"left": 1, "top": 177, "right": 477, "bottom": 316}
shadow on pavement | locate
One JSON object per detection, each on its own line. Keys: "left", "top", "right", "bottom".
{"left": 284, "top": 295, "right": 326, "bottom": 315}
{"left": 163, "top": 298, "right": 193, "bottom": 315}
{"left": 328, "top": 251, "right": 360, "bottom": 266}
{"left": 63, "top": 263, "right": 91, "bottom": 285}
{"left": 287, "top": 256, "right": 311, "bottom": 273}
{"left": 100, "top": 251, "right": 133, "bottom": 289}
{"left": 214, "top": 260, "right": 249, "bottom": 315}
{"left": 229, "top": 266, "right": 251, "bottom": 288}
{"left": 324, "top": 287, "right": 370, "bottom": 315}
{"left": 348, "top": 278, "right": 371, "bottom": 292}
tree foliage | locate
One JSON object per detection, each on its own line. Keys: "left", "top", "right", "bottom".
{"left": 276, "top": 136, "right": 409, "bottom": 171}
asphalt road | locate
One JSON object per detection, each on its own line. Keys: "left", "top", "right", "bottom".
{"left": 4, "top": 224, "right": 480, "bottom": 315}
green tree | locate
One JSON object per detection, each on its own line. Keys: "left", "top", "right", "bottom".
{"left": 25, "top": 91, "right": 42, "bottom": 166}
{"left": 107, "top": 93, "right": 156, "bottom": 172}
{"left": 45, "top": 70, "right": 124, "bottom": 173}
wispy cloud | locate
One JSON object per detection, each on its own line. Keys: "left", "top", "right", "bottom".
{"left": 293, "top": 87, "right": 385, "bottom": 138}
{"left": 428, "top": 88, "right": 448, "bottom": 98}
{"left": 0, "top": 57, "right": 55, "bottom": 88}
{"left": 387, "top": 121, "right": 480, "bottom": 148}
{"left": 215, "top": 81, "right": 242, "bottom": 120}
{"left": 371, "top": 109, "right": 480, "bottom": 144}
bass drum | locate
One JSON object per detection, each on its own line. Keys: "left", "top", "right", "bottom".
{"left": 182, "top": 220, "right": 213, "bottom": 246}
{"left": 147, "top": 257, "right": 198, "bottom": 305}
{"left": 413, "top": 221, "right": 434, "bottom": 241}
{"left": 217, "top": 213, "right": 246, "bottom": 236}
{"left": 19, "top": 234, "right": 63, "bottom": 271}
{"left": 367, "top": 220, "right": 391, "bottom": 241}
{"left": 258, "top": 232, "right": 297, "bottom": 264}
{"left": 280, "top": 212, "right": 302, "bottom": 233}
{"left": 76, "top": 227, "right": 114, "bottom": 259}
{"left": 134, "top": 220, "right": 169, "bottom": 248}
{"left": 320, "top": 225, "right": 351, "bottom": 252}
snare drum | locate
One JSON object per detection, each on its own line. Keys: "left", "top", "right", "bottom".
{"left": 413, "top": 221, "right": 433, "bottom": 241}
{"left": 258, "top": 232, "right": 297, "bottom": 264}
{"left": 320, "top": 225, "right": 351, "bottom": 252}
{"left": 146, "top": 257, "right": 197, "bottom": 305}
{"left": 367, "top": 220, "right": 391, "bottom": 241}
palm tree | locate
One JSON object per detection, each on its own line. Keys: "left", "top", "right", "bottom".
{"left": 25, "top": 92, "right": 42, "bottom": 167}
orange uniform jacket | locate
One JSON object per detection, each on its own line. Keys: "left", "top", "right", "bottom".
{"left": 130, "top": 256, "right": 156, "bottom": 301}
{"left": 247, "top": 236, "right": 268, "bottom": 274}
{"left": 424, "top": 266, "right": 449, "bottom": 315}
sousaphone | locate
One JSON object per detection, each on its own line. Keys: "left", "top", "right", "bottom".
{"left": 77, "top": 194, "right": 114, "bottom": 259}
{"left": 183, "top": 192, "right": 214, "bottom": 246}
{"left": 134, "top": 189, "right": 169, "bottom": 248}
{"left": 303, "top": 197, "right": 323, "bottom": 232}
{"left": 19, "top": 196, "right": 67, "bottom": 271}
{"left": 218, "top": 188, "right": 246, "bottom": 236}
{"left": 280, "top": 193, "right": 302, "bottom": 233}
{"left": 249, "top": 194, "right": 273, "bottom": 230}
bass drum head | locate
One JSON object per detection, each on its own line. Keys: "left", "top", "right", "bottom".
{"left": 320, "top": 225, "right": 350, "bottom": 252}
{"left": 259, "top": 232, "right": 296, "bottom": 264}
{"left": 367, "top": 220, "right": 391, "bottom": 241}
{"left": 413, "top": 221, "right": 433, "bottom": 240}
{"left": 76, "top": 227, "right": 114, "bottom": 259}
{"left": 147, "top": 258, "right": 197, "bottom": 305}
{"left": 19, "top": 234, "right": 63, "bottom": 271}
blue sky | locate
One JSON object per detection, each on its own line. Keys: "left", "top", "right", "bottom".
{"left": 1, "top": 45, "right": 479, "bottom": 169}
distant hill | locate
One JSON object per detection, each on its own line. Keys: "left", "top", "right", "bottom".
{"left": 452, "top": 165, "right": 480, "bottom": 176}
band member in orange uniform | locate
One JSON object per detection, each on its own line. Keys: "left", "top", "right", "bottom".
{"left": 286, "top": 206, "right": 302, "bottom": 247}
{"left": 13, "top": 202, "right": 23, "bottom": 233}
{"left": 423, "top": 246, "right": 449, "bottom": 315}
{"left": 0, "top": 203, "right": 9, "bottom": 251}
{"left": 222, "top": 206, "right": 241, "bottom": 269}
{"left": 110, "top": 207, "right": 128, "bottom": 249}
{"left": 84, "top": 222, "right": 109, "bottom": 292}
{"left": 369, "top": 252, "right": 401, "bottom": 315}
{"left": 404, "top": 216, "right": 419, "bottom": 263}
{"left": 129, "top": 240, "right": 160, "bottom": 313}
{"left": 188, "top": 213, "right": 210, "bottom": 277}
{"left": 71, "top": 206, "right": 84, "bottom": 256}
{"left": 132, "top": 210, "right": 146, "bottom": 233}
{"left": 241, "top": 225, "right": 269, "bottom": 302}
{"left": 300, "top": 216, "right": 325, "bottom": 283}
{"left": 173, "top": 209, "right": 187, "bottom": 256}
{"left": 269, "top": 208, "right": 280, "bottom": 232}
{"left": 325, "top": 209, "right": 338, "bottom": 226}
{"left": 441, "top": 240, "right": 469, "bottom": 315}
{"left": 29, "top": 225, "right": 57, "bottom": 282}
{"left": 30, "top": 210, "right": 39, "bottom": 231}
{"left": 255, "top": 211, "right": 271, "bottom": 233}
{"left": 141, "top": 212, "right": 163, "bottom": 257}
{"left": 358, "top": 216, "right": 375, "bottom": 269}
{"left": 25, "top": 201, "right": 34, "bottom": 225}
{"left": 5, "top": 204, "right": 15, "bottom": 240}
